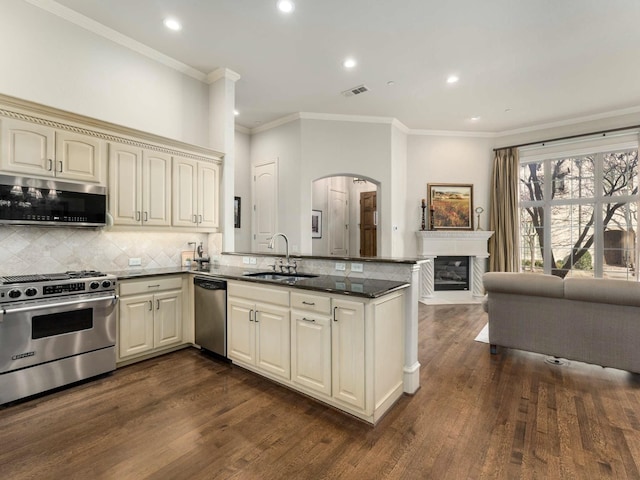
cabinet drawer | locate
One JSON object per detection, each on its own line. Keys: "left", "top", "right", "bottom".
{"left": 119, "top": 275, "right": 183, "bottom": 296}
{"left": 229, "top": 281, "right": 289, "bottom": 307}
{"left": 291, "top": 292, "right": 331, "bottom": 314}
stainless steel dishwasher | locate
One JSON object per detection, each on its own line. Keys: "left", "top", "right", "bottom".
{"left": 194, "top": 277, "right": 227, "bottom": 358}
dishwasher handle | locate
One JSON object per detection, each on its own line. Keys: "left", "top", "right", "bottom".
{"left": 194, "top": 277, "right": 227, "bottom": 290}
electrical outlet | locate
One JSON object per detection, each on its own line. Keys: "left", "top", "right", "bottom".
{"left": 351, "top": 263, "right": 364, "bottom": 273}
{"left": 243, "top": 257, "right": 251, "bottom": 265}
{"left": 335, "top": 262, "right": 346, "bottom": 271}
{"left": 250, "top": 257, "right": 257, "bottom": 265}
{"left": 128, "top": 258, "right": 142, "bottom": 266}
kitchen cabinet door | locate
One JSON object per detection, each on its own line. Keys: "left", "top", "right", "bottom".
{"left": 291, "top": 312, "right": 332, "bottom": 395}
{"left": 255, "top": 303, "right": 290, "bottom": 380}
{"left": 109, "top": 144, "right": 143, "bottom": 225}
{"left": 119, "top": 293, "right": 154, "bottom": 358}
{"left": 197, "top": 161, "right": 219, "bottom": 229}
{"left": 153, "top": 289, "right": 182, "bottom": 348}
{"left": 228, "top": 298, "right": 256, "bottom": 365}
{"left": 0, "top": 118, "right": 54, "bottom": 176}
{"left": 55, "top": 131, "right": 102, "bottom": 183}
{"left": 142, "top": 150, "right": 171, "bottom": 226}
{"left": 331, "top": 298, "right": 365, "bottom": 410}
{"left": 172, "top": 157, "right": 197, "bottom": 227}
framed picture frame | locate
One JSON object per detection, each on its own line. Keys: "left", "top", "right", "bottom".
{"left": 311, "top": 210, "right": 322, "bottom": 238}
{"left": 234, "top": 196, "right": 241, "bottom": 228}
{"left": 427, "top": 183, "right": 473, "bottom": 230}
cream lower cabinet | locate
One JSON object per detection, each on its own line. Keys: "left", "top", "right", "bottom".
{"left": 230, "top": 281, "right": 406, "bottom": 424}
{"left": 118, "top": 275, "right": 184, "bottom": 362}
{"left": 228, "top": 282, "right": 290, "bottom": 381}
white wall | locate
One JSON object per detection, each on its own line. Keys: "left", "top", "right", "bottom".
{"left": 404, "top": 134, "right": 495, "bottom": 256}
{"left": 301, "top": 119, "right": 392, "bottom": 255}
{"left": 250, "top": 120, "right": 302, "bottom": 253}
{"left": 311, "top": 177, "right": 329, "bottom": 255}
{"left": 391, "top": 125, "right": 408, "bottom": 257}
{"left": 0, "top": 0, "right": 209, "bottom": 146}
{"left": 234, "top": 129, "right": 252, "bottom": 252}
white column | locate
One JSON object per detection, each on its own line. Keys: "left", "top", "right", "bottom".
{"left": 472, "top": 255, "right": 488, "bottom": 297}
{"left": 207, "top": 68, "right": 241, "bottom": 253}
{"left": 404, "top": 263, "right": 422, "bottom": 394}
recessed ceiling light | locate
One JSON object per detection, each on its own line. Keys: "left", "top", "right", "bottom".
{"left": 234, "top": 110, "right": 239, "bottom": 116}
{"left": 470, "top": 116, "right": 480, "bottom": 121}
{"left": 277, "top": 0, "right": 295, "bottom": 13}
{"left": 446, "top": 75, "right": 459, "bottom": 84}
{"left": 387, "top": 81, "right": 395, "bottom": 86}
{"left": 163, "top": 18, "right": 182, "bottom": 31}
{"left": 343, "top": 58, "right": 357, "bottom": 69}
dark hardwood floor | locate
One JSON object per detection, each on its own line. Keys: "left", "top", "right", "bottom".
{"left": 3, "top": 303, "right": 640, "bottom": 479}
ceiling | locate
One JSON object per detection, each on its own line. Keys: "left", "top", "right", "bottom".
{"left": 49, "top": 0, "right": 640, "bottom": 133}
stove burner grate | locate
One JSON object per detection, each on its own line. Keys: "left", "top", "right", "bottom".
{"left": 1, "top": 270, "right": 108, "bottom": 284}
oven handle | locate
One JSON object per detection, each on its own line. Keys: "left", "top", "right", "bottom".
{"left": 1, "top": 294, "right": 119, "bottom": 317}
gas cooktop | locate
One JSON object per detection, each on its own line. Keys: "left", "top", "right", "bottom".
{"left": 0, "top": 270, "right": 108, "bottom": 285}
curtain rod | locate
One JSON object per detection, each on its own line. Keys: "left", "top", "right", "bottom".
{"left": 493, "top": 124, "right": 640, "bottom": 152}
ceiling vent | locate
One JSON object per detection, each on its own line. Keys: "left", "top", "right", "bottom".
{"left": 341, "top": 84, "right": 370, "bottom": 97}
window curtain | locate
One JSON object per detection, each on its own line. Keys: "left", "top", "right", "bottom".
{"left": 489, "top": 148, "right": 520, "bottom": 272}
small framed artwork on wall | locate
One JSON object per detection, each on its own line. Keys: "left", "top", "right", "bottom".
{"left": 234, "top": 196, "right": 241, "bottom": 228}
{"left": 427, "top": 183, "right": 473, "bottom": 230}
{"left": 312, "top": 210, "right": 322, "bottom": 238}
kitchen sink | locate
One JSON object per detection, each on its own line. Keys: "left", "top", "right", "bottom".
{"left": 243, "top": 271, "right": 318, "bottom": 283}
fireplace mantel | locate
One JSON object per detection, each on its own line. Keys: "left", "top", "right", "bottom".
{"left": 416, "top": 230, "right": 494, "bottom": 303}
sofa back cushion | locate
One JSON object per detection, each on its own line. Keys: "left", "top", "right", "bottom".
{"left": 483, "top": 272, "right": 564, "bottom": 298}
{"left": 564, "top": 277, "right": 640, "bottom": 307}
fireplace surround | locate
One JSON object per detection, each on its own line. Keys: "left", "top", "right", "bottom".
{"left": 416, "top": 231, "right": 494, "bottom": 303}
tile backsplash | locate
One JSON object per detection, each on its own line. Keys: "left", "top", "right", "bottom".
{"left": 0, "top": 226, "right": 221, "bottom": 275}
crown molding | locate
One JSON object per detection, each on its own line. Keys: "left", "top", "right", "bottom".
{"left": 25, "top": 0, "right": 207, "bottom": 82}
{"left": 206, "top": 68, "right": 241, "bottom": 84}
{"left": 235, "top": 124, "right": 251, "bottom": 135}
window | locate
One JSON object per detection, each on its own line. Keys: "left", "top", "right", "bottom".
{"left": 519, "top": 133, "right": 639, "bottom": 280}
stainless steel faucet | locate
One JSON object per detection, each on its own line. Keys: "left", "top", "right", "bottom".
{"left": 268, "top": 233, "right": 296, "bottom": 273}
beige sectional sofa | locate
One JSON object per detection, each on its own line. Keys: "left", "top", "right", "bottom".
{"left": 482, "top": 272, "right": 640, "bottom": 373}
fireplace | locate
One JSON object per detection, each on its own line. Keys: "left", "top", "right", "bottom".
{"left": 434, "top": 256, "right": 469, "bottom": 291}
{"left": 415, "top": 230, "right": 494, "bottom": 303}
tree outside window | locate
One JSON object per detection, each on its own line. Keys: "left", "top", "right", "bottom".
{"left": 519, "top": 148, "right": 638, "bottom": 280}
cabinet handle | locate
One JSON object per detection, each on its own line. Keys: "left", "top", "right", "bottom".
{"left": 302, "top": 317, "right": 316, "bottom": 323}
{"left": 57, "top": 160, "right": 63, "bottom": 173}
{"left": 254, "top": 310, "right": 259, "bottom": 323}
{"left": 136, "top": 211, "right": 141, "bottom": 221}
{"left": 156, "top": 299, "right": 160, "bottom": 310}
{"left": 144, "top": 211, "right": 148, "bottom": 222}
{"left": 47, "top": 159, "right": 53, "bottom": 171}
{"left": 199, "top": 214, "right": 203, "bottom": 224}
{"left": 148, "top": 284, "right": 160, "bottom": 288}
{"left": 249, "top": 309, "right": 254, "bottom": 322}
{"left": 302, "top": 301, "right": 315, "bottom": 306}
{"left": 148, "top": 300, "right": 153, "bottom": 311}
{"left": 333, "top": 306, "right": 338, "bottom": 322}
{"left": 192, "top": 214, "right": 197, "bottom": 224}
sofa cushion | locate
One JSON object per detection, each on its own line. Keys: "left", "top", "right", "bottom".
{"left": 564, "top": 277, "right": 640, "bottom": 307}
{"left": 483, "top": 272, "right": 564, "bottom": 298}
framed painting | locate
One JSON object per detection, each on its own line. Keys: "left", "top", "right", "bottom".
{"left": 234, "top": 196, "right": 241, "bottom": 228}
{"left": 312, "top": 210, "right": 322, "bottom": 238}
{"left": 427, "top": 183, "right": 473, "bottom": 230}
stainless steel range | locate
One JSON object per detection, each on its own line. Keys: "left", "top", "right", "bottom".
{"left": 0, "top": 270, "right": 118, "bottom": 404}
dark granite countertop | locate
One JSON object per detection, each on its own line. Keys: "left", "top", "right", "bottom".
{"left": 110, "top": 266, "right": 409, "bottom": 299}
{"left": 221, "top": 252, "right": 424, "bottom": 264}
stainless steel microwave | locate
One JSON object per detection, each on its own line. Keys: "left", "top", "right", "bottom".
{"left": 0, "top": 175, "right": 106, "bottom": 227}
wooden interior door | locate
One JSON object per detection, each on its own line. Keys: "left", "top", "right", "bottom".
{"left": 360, "top": 191, "right": 377, "bottom": 257}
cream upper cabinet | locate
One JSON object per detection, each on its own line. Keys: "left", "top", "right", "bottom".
{"left": 109, "top": 144, "right": 171, "bottom": 226}
{"left": 1, "top": 118, "right": 103, "bottom": 183}
{"left": 172, "top": 157, "right": 219, "bottom": 230}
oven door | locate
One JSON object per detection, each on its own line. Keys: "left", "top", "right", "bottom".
{"left": 0, "top": 293, "right": 118, "bottom": 374}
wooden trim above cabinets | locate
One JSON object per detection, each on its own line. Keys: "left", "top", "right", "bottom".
{"left": 0, "top": 93, "right": 223, "bottom": 164}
